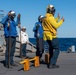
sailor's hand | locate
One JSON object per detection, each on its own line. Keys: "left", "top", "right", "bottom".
{"left": 26, "top": 42, "right": 29, "bottom": 44}
{"left": 61, "top": 17, "right": 65, "bottom": 22}
{"left": 8, "top": 22, "right": 10, "bottom": 27}
{"left": 17, "top": 14, "right": 21, "bottom": 19}
{"left": 58, "top": 13, "right": 60, "bottom": 19}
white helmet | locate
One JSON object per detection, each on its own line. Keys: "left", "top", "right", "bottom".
{"left": 46, "top": 4, "right": 55, "bottom": 13}
{"left": 9, "top": 10, "right": 16, "bottom": 18}
{"left": 38, "top": 15, "right": 44, "bottom": 21}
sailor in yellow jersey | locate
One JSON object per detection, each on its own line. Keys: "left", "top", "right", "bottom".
{"left": 42, "top": 4, "right": 64, "bottom": 69}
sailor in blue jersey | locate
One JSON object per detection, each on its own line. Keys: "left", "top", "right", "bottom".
{"left": 1, "top": 10, "right": 20, "bottom": 68}
{"left": 33, "top": 15, "right": 44, "bottom": 62}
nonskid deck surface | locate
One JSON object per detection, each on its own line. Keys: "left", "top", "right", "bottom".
{"left": 0, "top": 52, "right": 76, "bottom": 75}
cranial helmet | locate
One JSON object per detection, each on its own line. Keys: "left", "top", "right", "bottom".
{"left": 9, "top": 10, "right": 16, "bottom": 18}
{"left": 38, "top": 15, "right": 44, "bottom": 21}
{"left": 46, "top": 4, "right": 55, "bottom": 14}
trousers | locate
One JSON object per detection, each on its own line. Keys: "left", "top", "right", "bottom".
{"left": 5, "top": 37, "right": 16, "bottom": 65}
{"left": 36, "top": 38, "right": 44, "bottom": 58}
{"left": 47, "top": 38, "right": 60, "bottom": 65}
{"left": 21, "top": 43, "right": 26, "bottom": 57}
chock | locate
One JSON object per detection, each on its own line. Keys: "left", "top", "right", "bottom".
{"left": 45, "top": 53, "right": 50, "bottom": 64}
{"left": 20, "top": 56, "right": 39, "bottom": 71}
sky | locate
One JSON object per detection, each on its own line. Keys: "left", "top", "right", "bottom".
{"left": 0, "top": 0, "right": 76, "bottom": 38}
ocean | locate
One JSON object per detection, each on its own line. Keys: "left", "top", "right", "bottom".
{"left": 29, "top": 38, "right": 76, "bottom": 52}
{"left": 0, "top": 37, "right": 76, "bottom": 52}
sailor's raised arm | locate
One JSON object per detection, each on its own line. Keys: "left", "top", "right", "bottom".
{"left": 16, "top": 14, "right": 21, "bottom": 27}
{"left": 1, "top": 15, "right": 9, "bottom": 25}
{"left": 1, "top": 12, "right": 11, "bottom": 25}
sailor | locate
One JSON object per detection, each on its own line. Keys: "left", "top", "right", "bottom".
{"left": 19, "top": 26, "right": 29, "bottom": 58}
{"left": 1, "top": 10, "right": 20, "bottom": 68}
{"left": 33, "top": 15, "right": 44, "bottom": 62}
{"left": 42, "top": 4, "right": 65, "bottom": 69}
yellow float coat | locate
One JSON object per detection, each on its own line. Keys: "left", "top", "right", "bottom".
{"left": 42, "top": 13, "right": 63, "bottom": 40}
